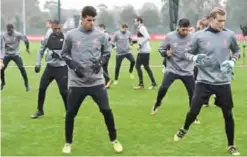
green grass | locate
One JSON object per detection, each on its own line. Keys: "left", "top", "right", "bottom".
{"left": 1, "top": 41, "right": 247, "bottom": 156}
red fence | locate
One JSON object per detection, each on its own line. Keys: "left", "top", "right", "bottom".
{"left": 27, "top": 34, "right": 247, "bottom": 42}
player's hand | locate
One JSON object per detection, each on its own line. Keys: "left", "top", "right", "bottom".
{"left": 26, "top": 49, "right": 30, "bottom": 55}
{"left": 220, "top": 60, "right": 235, "bottom": 74}
{"left": 51, "top": 52, "right": 60, "bottom": 59}
{"left": 137, "top": 44, "right": 142, "bottom": 50}
{"left": 91, "top": 62, "right": 102, "bottom": 74}
{"left": 74, "top": 67, "right": 85, "bottom": 78}
{"left": 0, "top": 59, "right": 4, "bottom": 70}
{"left": 166, "top": 49, "right": 172, "bottom": 57}
{"left": 192, "top": 54, "right": 208, "bottom": 65}
{"left": 35, "top": 65, "right": 41, "bottom": 73}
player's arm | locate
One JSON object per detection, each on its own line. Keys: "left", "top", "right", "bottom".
{"left": 139, "top": 26, "right": 150, "bottom": 46}
{"left": 230, "top": 34, "right": 240, "bottom": 62}
{"left": 158, "top": 36, "right": 171, "bottom": 57}
{"left": 100, "top": 34, "right": 111, "bottom": 64}
{"left": 184, "top": 33, "right": 199, "bottom": 61}
{"left": 0, "top": 35, "right": 5, "bottom": 69}
{"left": 34, "top": 36, "right": 49, "bottom": 73}
{"left": 60, "top": 32, "right": 85, "bottom": 78}
{"left": 36, "top": 37, "right": 48, "bottom": 66}
{"left": 111, "top": 32, "right": 118, "bottom": 48}
{"left": 19, "top": 34, "right": 30, "bottom": 53}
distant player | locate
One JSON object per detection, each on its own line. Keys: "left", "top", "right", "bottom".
{"left": 173, "top": 8, "right": 240, "bottom": 155}
{"left": 152, "top": 19, "right": 200, "bottom": 124}
{"left": 134, "top": 17, "right": 157, "bottom": 89}
{"left": 0, "top": 24, "right": 30, "bottom": 91}
{"left": 30, "top": 20, "right": 68, "bottom": 119}
{"left": 98, "top": 24, "right": 112, "bottom": 88}
{"left": 112, "top": 24, "right": 135, "bottom": 85}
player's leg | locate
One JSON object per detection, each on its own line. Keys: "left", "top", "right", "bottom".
{"left": 152, "top": 72, "right": 177, "bottom": 114}
{"left": 134, "top": 53, "right": 144, "bottom": 89}
{"left": 142, "top": 54, "right": 157, "bottom": 89}
{"left": 31, "top": 66, "right": 54, "bottom": 119}
{"left": 180, "top": 75, "right": 200, "bottom": 124}
{"left": 103, "top": 55, "right": 112, "bottom": 88}
{"left": 215, "top": 85, "right": 240, "bottom": 155}
{"left": 0, "top": 56, "right": 12, "bottom": 90}
{"left": 194, "top": 66, "right": 211, "bottom": 107}
{"left": 90, "top": 85, "right": 123, "bottom": 153}
{"left": 125, "top": 53, "right": 135, "bottom": 79}
{"left": 174, "top": 82, "right": 212, "bottom": 141}
{"left": 12, "top": 55, "right": 29, "bottom": 91}
{"left": 180, "top": 75, "right": 195, "bottom": 108}
{"left": 63, "top": 87, "right": 87, "bottom": 154}
{"left": 54, "top": 66, "right": 69, "bottom": 111}
{"left": 114, "top": 55, "right": 124, "bottom": 85}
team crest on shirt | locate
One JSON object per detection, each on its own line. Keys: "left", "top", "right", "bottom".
{"left": 223, "top": 38, "right": 228, "bottom": 48}
{"left": 93, "top": 38, "right": 101, "bottom": 49}
{"left": 76, "top": 41, "right": 81, "bottom": 48}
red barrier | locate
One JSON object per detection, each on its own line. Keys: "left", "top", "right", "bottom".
{"left": 27, "top": 34, "right": 247, "bottom": 42}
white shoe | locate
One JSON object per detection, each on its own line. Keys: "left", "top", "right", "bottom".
{"left": 113, "top": 80, "right": 118, "bottom": 85}
{"left": 194, "top": 119, "right": 201, "bottom": 124}
{"left": 112, "top": 140, "right": 123, "bottom": 153}
{"left": 62, "top": 143, "right": 71, "bottom": 154}
{"left": 129, "top": 73, "right": 134, "bottom": 79}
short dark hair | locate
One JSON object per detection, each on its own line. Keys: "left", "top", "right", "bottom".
{"left": 135, "top": 17, "right": 143, "bottom": 23}
{"left": 81, "top": 6, "right": 97, "bottom": 18}
{"left": 6, "top": 24, "right": 14, "bottom": 29}
{"left": 51, "top": 20, "right": 60, "bottom": 25}
{"left": 178, "top": 18, "right": 190, "bottom": 27}
{"left": 99, "top": 24, "right": 105, "bottom": 29}
{"left": 122, "top": 24, "right": 128, "bottom": 28}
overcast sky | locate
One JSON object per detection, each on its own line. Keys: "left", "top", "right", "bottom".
{"left": 38, "top": 0, "right": 162, "bottom": 10}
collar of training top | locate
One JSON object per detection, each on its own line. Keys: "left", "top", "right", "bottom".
{"left": 205, "top": 26, "right": 226, "bottom": 33}
{"left": 78, "top": 26, "right": 95, "bottom": 33}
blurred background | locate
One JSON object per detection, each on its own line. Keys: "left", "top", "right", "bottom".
{"left": 1, "top": 0, "right": 247, "bottom": 35}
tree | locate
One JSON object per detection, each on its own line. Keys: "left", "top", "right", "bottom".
{"left": 179, "top": 0, "right": 222, "bottom": 26}
{"left": 119, "top": 5, "right": 137, "bottom": 31}
{"left": 226, "top": 0, "right": 247, "bottom": 32}
{"left": 44, "top": 0, "right": 59, "bottom": 20}
{"left": 96, "top": 8, "right": 115, "bottom": 30}
{"left": 139, "top": 2, "right": 161, "bottom": 29}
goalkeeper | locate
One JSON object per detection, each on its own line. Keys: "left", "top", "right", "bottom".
{"left": 173, "top": 7, "right": 240, "bottom": 156}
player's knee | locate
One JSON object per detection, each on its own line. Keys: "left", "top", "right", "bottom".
{"left": 135, "top": 64, "right": 141, "bottom": 69}
{"left": 59, "top": 89, "right": 68, "bottom": 97}
{"left": 223, "top": 109, "right": 233, "bottom": 120}
{"left": 131, "top": 60, "right": 135, "bottom": 65}
{"left": 39, "top": 87, "right": 46, "bottom": 93}
{"left": 100, "top": 109, "right": 112, "bottom": 116}
{"left": 19, "top": 67, "right": 26, "bottom": 72}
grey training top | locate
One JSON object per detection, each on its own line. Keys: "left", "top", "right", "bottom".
{"left": 185, "top": 28, "right": 240, "bottom": 85}
{"left": 1, "top": 31, "right": 29, "bottom": 56}
{"left": 61, "top": 27, "right": 110, "bottom": 87}
{"left": 113, "top": 30, "right": 132, "bottom": 55}
{"left": 159, "top": 31, "right": 194, "bottom": 76}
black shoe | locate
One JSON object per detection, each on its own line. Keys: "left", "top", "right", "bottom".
{"left": 30, "top": 111, "right": 44, "bottom": 119}
{"left": 25, "top": 84, "right": 30, "bottom": 92}
{"left": 1, "top": 83, "right": 5, "bottom": 90}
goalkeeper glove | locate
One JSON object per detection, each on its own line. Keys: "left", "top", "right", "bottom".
{"left": 35, "top": 65, "right": 41, "bottom": 73}
{"left": 220, "top": 60, "right": 235, "bottom": 74}
{"left": 62, "top": 55, "right": 85, "bottom": 78}
{"left": 192, "top": 54, "right": 208, "bottom": 65}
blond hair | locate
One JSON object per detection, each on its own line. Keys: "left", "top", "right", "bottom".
{"left": 209, "top": 7, "right": 226, "bottom": 18}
